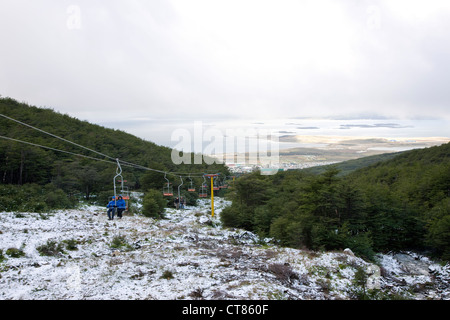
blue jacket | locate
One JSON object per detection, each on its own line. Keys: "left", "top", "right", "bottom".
{"left": 107, "top": 200, "right": 116, "bottom": 208}
{"left": 107, "top": 199, "right": 126, "bottom": 209}
{"left": 116, "top": 199, "right": 126, "bottom": 209}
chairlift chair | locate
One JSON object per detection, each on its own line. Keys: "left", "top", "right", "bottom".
{"left": 204, "top": 173, "right": 220, "bottom": 191}
{"left": 198, "top": 175, "right": 208, "bottom": 197}
{"left": 163, "top": 184, "right": 173, "bottom": 196}
{"left": 188, "top": 176, "right": 196, "bottom": 192}
{"left": 199, "top": 184, "right": 208, "bottom": 198}
{"left": 120, "top": 185, "right": 130, "bottom": 211}
{"left": 213, "top": 178, "right": 220, "bottom": 191}
{"left": 219, "top": 177, "right": 228, "bottom": 189}
{"left": 118, "top": 181, "right": 130, "bottom": 200}
{"left": 163, "top": 173, "right": 174, "bottom": 196}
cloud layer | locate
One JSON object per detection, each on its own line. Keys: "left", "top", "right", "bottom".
{"left": 1, "top": 0, "right": 450, "bottom": 125}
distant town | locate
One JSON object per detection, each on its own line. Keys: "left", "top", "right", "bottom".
{"left": 224, "top": 158, "right": 339, "bottom": 174}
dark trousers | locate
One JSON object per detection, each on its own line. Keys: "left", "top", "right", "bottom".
{"left": 107, "top": 207, "right": 116, "bottom": 220}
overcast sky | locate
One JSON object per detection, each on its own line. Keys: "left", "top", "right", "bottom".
{"left": 1, "top": 0, "right": 450, "bottom": 128}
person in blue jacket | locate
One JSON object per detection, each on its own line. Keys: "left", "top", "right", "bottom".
{"left": 106, "top": 197, "right": 117, "bottom": 220}
{"left": 116, "top": 195, "right": 127, "bottom": 219}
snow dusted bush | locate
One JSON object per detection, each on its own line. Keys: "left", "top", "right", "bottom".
{"left": 110, "top": 235, "right": 133, "bottom": 251}
{"left": 6, "top": 247, "right": 25, "bottom": 258}
{"left": 142, "top": 189, "right": 166, "bottom": 219}
{"left": 36, "top": 240, "right": 65, "bottom": 256}
{"left": 160, "top": 270, "right": 174, "bottom": 280}
{"left": 268, "top": 263, "right": 299, "bottom": 285}
{"left": 0, "top": 183, "right": 73, "bottom": 212}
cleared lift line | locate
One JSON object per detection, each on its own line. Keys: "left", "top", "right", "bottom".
{"left": 0, "top": 112, "right": 223, "bottom": 216}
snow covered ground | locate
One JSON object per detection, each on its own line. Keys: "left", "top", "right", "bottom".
{"left": 0, "top": 198, "right": 449, "bottom": 300}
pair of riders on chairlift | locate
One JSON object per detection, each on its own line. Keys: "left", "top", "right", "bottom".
{"left": 106, "top": 195, "right": 126, "bottom": 220}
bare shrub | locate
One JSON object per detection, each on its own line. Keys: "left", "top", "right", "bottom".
{"left": 268, "top": 263, "right": 299, "bottom": 284}
{"left": 189, "top": 288, "right": 204, "bottom": 299}
{"left": 211, "top": 288, "right": 238, "bottom": 299}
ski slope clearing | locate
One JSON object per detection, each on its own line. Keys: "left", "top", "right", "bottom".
{"left": 1, "top": 199, "right": 449, "bottom": 300}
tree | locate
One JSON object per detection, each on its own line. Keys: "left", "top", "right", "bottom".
{"left": 140, "top": 163, "right": 168, "bottom": 191}
{"left": 426, "top": 199, "right": 450, "bottom": 260}
{"left": 220, "top": 172, "right": 273, "bottom": 231}
{"left": 142, "top": 189, "right": 167, "bottom": 219}
{"left": 76, "top": 165, "right": 100, "bottom": 200}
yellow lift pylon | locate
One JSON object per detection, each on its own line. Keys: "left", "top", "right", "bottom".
{"left": 204, "top": 174, "right": 219, "bottom": 217}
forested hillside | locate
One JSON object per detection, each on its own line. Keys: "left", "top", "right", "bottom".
{"left": 221, "top": 142, "right": 450, "bottom": 261}
{"left": 301, "top": 152, "right": 401, "bottom": 176}
{"left": 0, "top": 97, "right": 228, "bottom": 211}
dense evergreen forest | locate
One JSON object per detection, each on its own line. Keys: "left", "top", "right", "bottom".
{"left": 0, "top": 97, "right": 228, "bottom": 211}
{"left": 221, "top": 142, "right": 450, "bottom": 261}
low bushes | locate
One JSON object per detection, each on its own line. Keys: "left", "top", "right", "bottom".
{"left": 0, "top": 183, "right": 75, "bottom": 213}
{"left": 141, "top": 189, "right": 167, "bottom": 219}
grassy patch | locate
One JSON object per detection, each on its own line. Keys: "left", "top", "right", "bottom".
{"left": 110, "top": 235, "right": 133, "bottom": 251}
{"left": 160, "top": 270, "right": 174, "bottom": 280}
{"left": 37, "top": 240, "right": 65, "bottom": 256}
{"left": 6, "top": 247, "right": 25, "bottom": 258}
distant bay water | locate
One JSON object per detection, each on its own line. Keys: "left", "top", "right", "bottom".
{"left": 100, "top": 118, "right": 450, "bottom": 155}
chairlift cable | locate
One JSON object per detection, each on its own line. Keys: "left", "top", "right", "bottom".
{"left": 0, "top": 135, "right": 116, "bottom": 165}
{"left": 0, "top": 113, "right": 114, "bottom": 161}
{"left": 0, "top": 113, "right": 224, "bottom": 179}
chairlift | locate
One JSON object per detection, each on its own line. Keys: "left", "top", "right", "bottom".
{"left": 113, "top": 159, "right": 123, "bottom": 205}
{"left": 112, "top": 162, "right": 132, "bottom": 211}
{"left": 178, "top": 176, "right": 183, "bottom": 199}
{"left": 188, "top": 175, "right": 196, "bottom": 192}
{"left": 117, "top": 181, "right": 130, "bottom": 200}
{"left": 163, "top": 172, "right": 174, "bottom": 196}
{"left": 199, "top": 175, "right": 208, "bottom": 198}
{"left": 219, "top": 176, "right": 228, "bottom": 189}
{"left": 111, "top": 159, "right": 124, "bottom": 215}
{"left": 213, "top": 177, "right": 220, "bottom": 191}
{"left": 204, "top": 173, "right": 220, "bottom": 191}
{"left": 120, "top": 185, "right": 130, "bottom": 210}
{"left": 199, "top": 184, "right": 208, "bottom": 198}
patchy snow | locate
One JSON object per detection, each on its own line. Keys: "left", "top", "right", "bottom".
{"left": 0, "top": 198, "right": 449, "bottom": 300}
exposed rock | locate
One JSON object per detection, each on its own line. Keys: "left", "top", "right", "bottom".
{"left": 394, "top": 253, "right": 430, "bottom": 276}
{"left": 343, "top": 248, "right": 355, "bottom": 257}
{"left": 366, "top": 264, "right": 381, "bottom": 290}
